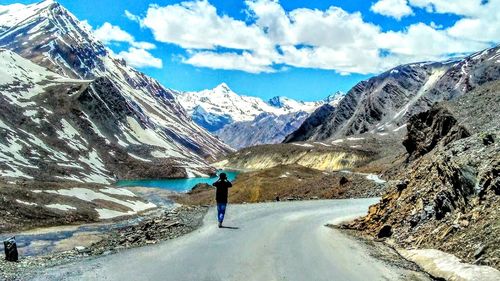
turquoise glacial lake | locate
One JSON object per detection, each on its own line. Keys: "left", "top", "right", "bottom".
{"left": 115, "top": 170, "right": 240, "bottom": 192}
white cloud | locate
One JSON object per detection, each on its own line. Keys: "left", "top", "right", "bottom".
{"left": 92, "top": 22, "right": 162, "bottom": 68}
{"left": 135, "top": 0, "right": 498, "bottom": 74}
{"left": 130, "top": 41, "right": 156, "bottom": 50}
{"left": 124, "top": 10, "right": 141, "bottom": 23}
{"left": 184, "top": 51, "right": 274, "bottom": 73}
{"left": 117, "top": 47, "right": 163, "bottom": 68}
{"left": 94, "top": 22, "right": 134, "bottom": 43}
{"left": 408, "top": 0, "right": 485, "bottom": 16}
{"left": 140, "top": 1, "right": 270, "bottom": 50}
{"left": 371, "top": 0, "right": 414, "bottom": 20}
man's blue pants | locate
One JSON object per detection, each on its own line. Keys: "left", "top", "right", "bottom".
{"left": 217, "top": 203, "right": 227, "bottom": 223}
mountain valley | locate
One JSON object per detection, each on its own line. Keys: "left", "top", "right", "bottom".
{"left": 0, "top": 1, "right": 499, "bottom": 280}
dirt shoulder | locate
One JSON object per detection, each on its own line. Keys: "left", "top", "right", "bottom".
{"left": 0, "top": 205, "right": 208, "bottom": 281}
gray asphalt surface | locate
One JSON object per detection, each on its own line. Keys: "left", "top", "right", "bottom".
{"left": 29, "top": 198, "right": 421, "bottom": 281}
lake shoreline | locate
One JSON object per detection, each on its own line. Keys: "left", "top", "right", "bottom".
{"left": 115, "top": 169, "right": 240, "bottom": 192}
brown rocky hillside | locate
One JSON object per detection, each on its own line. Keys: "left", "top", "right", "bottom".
{"left": 344, "top": 81, "right": 500, "bottom": 269}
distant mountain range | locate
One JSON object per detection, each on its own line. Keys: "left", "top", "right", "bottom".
{"left": 0, "top": 0, "right": 231, "bottom": 182}
{"left": 285, "top": 45, "right": 500, "bottom": 143}
{"left": 175, "top": 83, "right": 344, "bottom": 148}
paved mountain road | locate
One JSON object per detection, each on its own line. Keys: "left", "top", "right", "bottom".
{"left": 30, "top": 199, "right": 429, "bottom": 281}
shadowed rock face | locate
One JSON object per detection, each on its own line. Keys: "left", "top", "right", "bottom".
{"left": 344, "top": 81, "right": 500, "bottom": 269}
{"left": 403, "top": 106, "right": 470, "bottom": 160}
{"left": 283, "top": 104, "right": 336, "bottom": 143}
{"left": 285, "top": 45, "right": 500, "bottom": 143}
{"left": 216, "top": 111, "right": 309, "bottom": 149}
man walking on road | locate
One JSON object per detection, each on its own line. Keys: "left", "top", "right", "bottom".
{"left": 212, "top": 173, "right": 232, "bottom": 228}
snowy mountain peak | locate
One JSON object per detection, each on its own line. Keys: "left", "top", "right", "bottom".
{"left": 214, "top": 82, "right": 232, "bottom": 93}
{"left": 176, "top": 84, "right": 331, "bottom": 133}
{"left": 324, "top": 91, "right": 345, "bottom": 106}
{"left": 268, "top": 96, "right": 288, "bottom": 108}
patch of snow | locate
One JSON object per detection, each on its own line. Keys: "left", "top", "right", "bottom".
{"left": 314, "top": 142, "right": 331, "bottom": 147}
{"left": 78, "top": 150, "right": 112, "bottom": 184}
{"left": 279, "top": 172, "right": 291, "bottom": 178}
{"left": 151, "top": 150, "right": 168, "bottom": 158}
{"left": 0, "top": 119, "right": 12, "bottom": 131}
{"left": 184, "top": 167, "right": 209, "bottom": 178}
{"left": 96, "top": 208, "right": 134, "bottom": 220}
{"left": 16, "top": 199, "right": 37, "bottom": 206}
{"left": 292, "top": 143, "right": 314, "bottom": 148}
{"left": 331, "top": 139, "right": 344, "bottom": 144}
{"left": 346, "top": 137, "right": 364, "bottom": 141}
{"left": 41, "top": 188, "right": 156, "bottom": 215}
{"left": 366, "top": 174, "right": 386, "bottom": 184}
{"left": 128, "top": 153, "right": 151, "bottom": 162}
{"left": 46, "top": 204, "right": 76, "bottom": 211}
{"left": 393, "top": 124, "right": 407, "bottom": 132}
{"left": 23, "top": 109, "right": 38, "bottom": 117}
{"left": 399, "top": 249, "right": 500, "bottom": 281}
{"left": 100, "top": 187, "right": 136, "bottom": 197}
{"left": 56, "top": 119, "right": 88, "bottom": 151}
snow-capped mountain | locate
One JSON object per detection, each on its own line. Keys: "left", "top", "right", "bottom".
{"left": 285, "top": 45, "right": 500, "bottom": 142}
{"left": 323, "top": 91, "right": 345, "bottom": 106}
{"left": 175, "top": 83, "right": 344, "bottom": 148}
{"left": 0, "top": 0, "right": 231, "bottom": 182}
{"left": 267, "top": 96, "right": 323, "bottom": 113}
{"left": 175, "top": 83, "right": 328, "bottom": 132}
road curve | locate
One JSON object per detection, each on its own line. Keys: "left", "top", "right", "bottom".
{"left": 29, "top": 198, "right": 423, "bottom": 281}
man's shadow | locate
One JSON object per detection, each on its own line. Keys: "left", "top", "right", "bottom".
{"left": 220, "top": 226, "right": 239, "bottom": 230}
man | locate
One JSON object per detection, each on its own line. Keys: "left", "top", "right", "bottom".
{"left": 212, "top": 172, "right": 232, "bottom": 228}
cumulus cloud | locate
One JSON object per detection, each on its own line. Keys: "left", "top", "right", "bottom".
{"left": 94, "top": 22, "right": 134, "bottom": 43}
{"left": 117, "top": 47, "right": 163, "bottom": 68}
{"left": 134, "top": 0, "right": 498, "bottom": 74}
{"left": 92, "top": 22, "right": 162, "bottom": 68}
{"left": 371, "top": 0, "right": 414, "bottom": 20}
{"left": 140, "top": 1, "right": 269, "bottom": 50}
{"left": 124, "top": 10, "right": 141, "bottom": 23}
{"left": 415, "top": 0, "right": 500, "bottom": 43}
{"left": 184, "top": 51, "right": 274, "bottom": 73}
{"left": 408, "top": 0, "right": 486, "bottom": 16}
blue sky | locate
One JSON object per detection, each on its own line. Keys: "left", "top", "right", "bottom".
{"left": 3, "top": 0, "right": 498, "bottom": 101}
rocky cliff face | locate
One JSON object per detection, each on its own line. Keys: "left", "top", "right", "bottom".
{"left": 0, "top": 1, "right": 231, "bottom": 182}
{"left": 215, "top": 111, "right": 309, "bottom": 149}
{"left": 344, "top": 81, "right": 500, "bottom": 269}
{"left": 285, "top": 45, "right": 500, "bottom": 143}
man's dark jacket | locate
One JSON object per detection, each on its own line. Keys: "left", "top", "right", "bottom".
{"left": 213, "top": 180, "right": 232, "bottom": 203}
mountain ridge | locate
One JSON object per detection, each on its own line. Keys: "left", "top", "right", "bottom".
{"left": 175, "top": 83, "right": 344, "bottom": 148}
{"left": 0, "top": 0, "right": 231, "bottom": 182}
{"left": 284, "top": 45, "right": 500, "bottom": 143}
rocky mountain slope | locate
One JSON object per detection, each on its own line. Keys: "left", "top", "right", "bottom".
{"left": 344, "top": 81, "right": 500, "bottom": 269}
{"left": 214, "top": 111, "right": 309, "bottom": 149}
{"left": 214, "top": 142, "right": 376, "bottom": 172}
{"left": 175, "top": 83, "right": 344, "bottom": 148}
{"left": 0, "top": 0, "right": 231, "bottom": 182}
{"left": 285, "top": 45, "right": 500, "bottom": 142}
